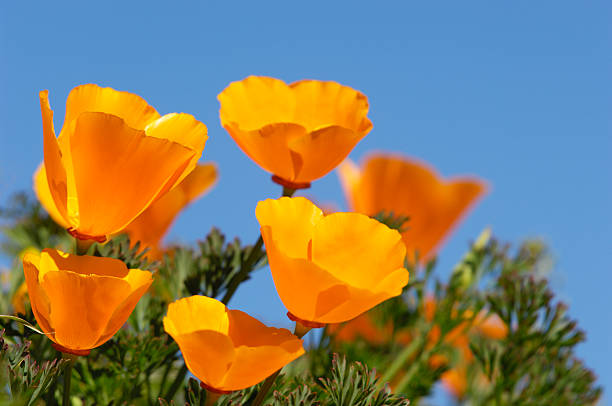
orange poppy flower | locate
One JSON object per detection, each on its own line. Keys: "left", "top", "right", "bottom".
{"left": 163, "top": 295, "right": 305, "bottom": 393}
{"left": 39, "top": 84, "right": 208, "bottom": 241}
{"left": 218, "top": 76, "right": 372, "bottom": 189}
{"left": 22, "top": 249, "right": 152, "bottom": 355}
{"left": 327, "top": 312, "right": 394, "bottom": 345}
{"left": 123, "top": 163, "right": 217, "bottom": 258}
{"left": 338, "top": 154, "right": 487, "bottom": 263}
{"left": 255, "top": 197, "right": 409, "bottom": 325}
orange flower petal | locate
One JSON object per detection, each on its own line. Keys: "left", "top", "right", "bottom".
{"left": 310, "top": 213, "right": 406, "bottom": 289}
{"left": 22, "top": 252, "right": 53, "bottom": 335}
{"left": 255, "top": 196, "right": 323, "bottom": 259}
{"left": 164, "top": 296, "right": 304, "bottom": 392}
{"left": 290, "top": 80, "right": 372, "bottom": 134}
{"left": 64, "top": 112, "right": 196, "bottom": 236}
{"left": 219, "top": 76, "right": 371, "bottom": 183}
{"left": 338, "top": 154, "right": 487, "bottom": 263}
{"left": 124, "top": 163, "right": 217, "bottom": 256}
{"left": 40, "top": 91, "right": 69, "bottom": 224}
{"left": 144, "top": 113, "right": 208, "bottom": 190}
{"left": 62, "top": 84, "right": 160, "bottom": 132}
{"left": 33, "top": 164, "right": 70, "bottom": 228}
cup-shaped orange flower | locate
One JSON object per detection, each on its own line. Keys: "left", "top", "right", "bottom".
{"left": 255, "top": 197, "right": 409, "bottom": 325}
{"left": 39, "top": 84, "right": 208, "bottom": 241}
{"left": 338, "top": 154, "right": 487, "bottom": 263}
{"left": 163, "top": 295, "right": 305, "bottom": 392}
{"left": 22, "top": 249, "right": 152, "bottom": 355}
{"left": 218, "top": 76, "right": 372, "bottom": 189}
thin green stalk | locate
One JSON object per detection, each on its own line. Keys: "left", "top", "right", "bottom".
{"left": 251, "top": 369, "right": 281, "bottom": 406}
{"left": 378, "top": 334, "right": 424, "bottom": 389}
{"left": 75, "top": 238, "right": 93, "bottom": 255}
{"left": 164, "top": 364, "right": 188, "bottom": 401}
{"left": 221, "top": 236, "right": 264, "bottom": 304}
{"left": 62, "top": 356, "right": 77, "bottom": 406}
{"left": 282, "top": 186, "right": 296, "bottom": 197}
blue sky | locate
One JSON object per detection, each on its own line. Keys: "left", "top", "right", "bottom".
{"left": 1, "top": 0, "right": 610, "bottom": 400}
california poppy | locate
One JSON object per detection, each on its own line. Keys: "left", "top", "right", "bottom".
{"left": 218, "top": 76, "right": 372, "bottom": 189}
{"left": 163, "top": 295, "right": 304, "bottom": 393}
{"left": 338, "top": 154, "right": 487, "bottom": 263}
{"left": 255, "top": 197, "right": 409, "bottom": 326}
{"left": 22, "top": 249, "right": 152, "bottom": 355}
{"left": 39, "top": 84, "right": 208, "bottom": 241}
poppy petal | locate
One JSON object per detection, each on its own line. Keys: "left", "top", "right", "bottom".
{"left": 256, "top": 196, "right": 323, "bottom": 259}
{"left": 310, "top": 212, "right": 406, "bottom": 289}
{"left": 33, "top": 164, "right": 70, "bottom": 228}
{"left": 22, "top": 252, "right": 53, "bottom": 336}
{"left": 62, "top": 84, "right": 160, "bottom": 132}
{"left": 288, "top": 126, "right": 363, "bottom": 183}
{"left": 40, "top": 91, "right": 69, "bottom": 224}
{"left": 219, "top": 76, "right": 295, "bottom": 131}
{"left": 65, "top": 112, "right": 196, "bottom": 236}
{"left": 290, "top": 80, "right": 372, "bottom": 134}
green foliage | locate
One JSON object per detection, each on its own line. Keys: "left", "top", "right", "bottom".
{"left": 0, "top": 192, "right": 602, "bottom": 405}
{"left": 0, "top": 331, "right": 65, "bottom": 406}
{"left": 372, "top": 211, "right": 410, "bottom": 233}
{"left": 0, "top": 192, "right": 70, "bottom": 257}
{"left": 90, "top": 234, "right": 157, "bottom": 271}
{"left": 320, "top": 355, "right": 409, "bottom": 406}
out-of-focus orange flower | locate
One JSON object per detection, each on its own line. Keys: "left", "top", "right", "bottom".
{"left": 338, "top": 154, "right": 487, "bottom": 263}
{"left": 218, "top": 76, "right": 372, "bottom": 189}
{"left": 255, "top": 197, "right": 409, "bottom": 326}
{"left": 163, "top": 295, "right": 304, "bottom": 393}
{"left": 37, "top": 84, "right": 208, "bottom": 241}
{"left": 12, "top": 281, "right": 28, "bottom": 315}
{"left": 424, "top": 297, "right": 507, "bottom": 398}
{"left": 22, "top": 249, "right": 152, "bottom": 355}
{"left": 327, "top": 312, "right": 394, "bottom": 345}
{"left": 123, "top": 163, "right": 217, "bottom": 258}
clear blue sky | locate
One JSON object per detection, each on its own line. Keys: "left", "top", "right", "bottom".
{"left": 1, "top": 0, "right": 610, "bottom": 400}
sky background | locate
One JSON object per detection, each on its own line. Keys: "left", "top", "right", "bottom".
{"left": 1, "top": 1, "right": 610, "bottom": 402}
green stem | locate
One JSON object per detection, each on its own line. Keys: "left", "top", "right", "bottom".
{"left": 164, "top": 364, "right": 188, "bottom": 401}
{"left": 378, "top": 334, "right": 423, "bottom": 389}
{"left": 282, "top": 187, "right": 296, "bottom": 197}
{"left": 221, "top": 236, "right": 264, "bottom": 304}
{"left": 75, "top": 238, "right": 93, "bottom": 255}
{"left": 62, "top": 356, "right": 76, "bottom": 406}
{"left": 251, "top": 369, "right": 281, "bottom": 406}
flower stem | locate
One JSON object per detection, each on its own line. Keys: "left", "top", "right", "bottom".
{"left": 378, "top": 334, "right": 423, "bottom": 389}
{"left": 282, "top": 186, "right": 296, "bottom": 197}
{"left": 75, "top": 238, "right": 93, "bottom": 255}
{"left": 205, "top": 390, "right": 222, "bottom": 406}
{"left": 62, "top": 355, "right": 77, "bottom": 406}
{"left": 251, "top": 369, "right": 281, "bottom": 406}
{"left": 221, "top": 235, "right": 264, "bottom": 305}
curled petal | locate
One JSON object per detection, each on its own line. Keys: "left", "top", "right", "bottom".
{"left": 62, "top": 84, "right": 160, "bottom": 131}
